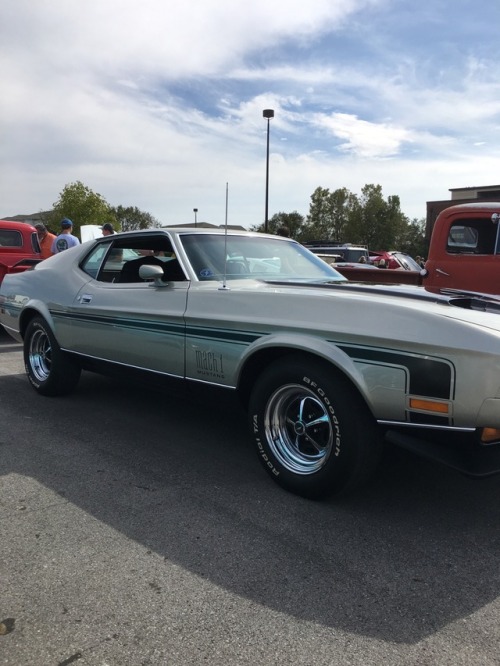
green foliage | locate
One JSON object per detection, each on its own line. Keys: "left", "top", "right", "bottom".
{"left": 47, "top": 181, "right": 115, "bottom": 238}
{"left": 298, "top": 183, "right": 426, "bottom": 257}
{"left": 356, "top": 184, "right": 407, "bottom": 250}
{"left": 250, "top": 211, "right": 305, "bottom": 238}
{"left": 299, "top": 187, "right": 358, "bottom": 243}
{"left": 397, "top": 218, "right": 429, "bottom": 258}
{"left": 111, "top": 205, "right": 161, "bottom": 231}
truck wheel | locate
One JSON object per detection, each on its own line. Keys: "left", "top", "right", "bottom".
{"left": 24, "top": 316, "right": 81, "bottom": 396}
{"left": 249, "top": 355, "right": 381, "bottom": 499}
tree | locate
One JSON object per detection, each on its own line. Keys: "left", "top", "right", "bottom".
{"left": 304, "top": 187, "right": 333, "bottom": 240}
{"left": 48, "top": 181, "right": 115, "bottom": 238}
{"left": 250, "top": 211, "right": 305, "bottom": 238}
{"left": 397, "top": 218, "right": 428, "bottom": 258}
{"left": 302, "top": 187, "right": 359, "bottom": 243}
{"left": 251, "top": 182, "right": 426, "bottom": 259}
{"left": 111, "top": 205, "right": 161, "bottom": 232}
{"left": 352, "top": 184, "right": 408, "bottom": 250}
{"left": 300, "top": 183, "right": 411, "bottom": 251}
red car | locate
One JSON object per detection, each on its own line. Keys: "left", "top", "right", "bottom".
{"left": 0, "top": 220, "right": 42, "bottom": 284}
{"left": 369, "top": 250, "right": 421, "bottom": 271}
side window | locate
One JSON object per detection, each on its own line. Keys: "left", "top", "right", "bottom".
{"left": 80, "top": 242, "right": 113, "bottom": 279}
{"left": 446, "top": 222, "right": 499, "bottom": 255}
{"left": 31, "top": 232, "right": 41, "bottom": 254}
{"left": 447, "top": 225, "right": 478, "bottom": 253}
{"left": 80, "top": 234, "right": 186, "bottom": 284}
{"left": 0, "top": 230, "right": 23, "bottom": 247}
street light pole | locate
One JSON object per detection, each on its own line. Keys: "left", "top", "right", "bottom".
{"left": 193, "top": 208, "right": 198, "bottom": 228}
{"left": 263, "top": 109, "right": 274, "bottom": 233}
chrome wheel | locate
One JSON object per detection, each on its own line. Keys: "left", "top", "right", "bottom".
{"left": 28, "top": 327, "right": 52, "bottom": 382}
{"left": 24, "top": 317, "right": 81, "bottom": 396}
{"left": 250, "top": 355, "right": 381, "bottom": 498}
{"left": 264, "top": 383, "right": 334, "bottom": 475}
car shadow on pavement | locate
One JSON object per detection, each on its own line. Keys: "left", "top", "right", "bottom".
{"left": 1, "top": 369, "right": 499, "bottom": 646}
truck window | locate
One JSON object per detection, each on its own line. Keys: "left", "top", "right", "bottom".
{"left": 0, "top": 230, "right": 23, "bottom": 247}
{"left": 447, "top": 220, "right": 498, "bottom": 255}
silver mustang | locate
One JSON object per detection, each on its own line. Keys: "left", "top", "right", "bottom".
{"left": 1, "top": 227, "right": 500, "bottom": 499}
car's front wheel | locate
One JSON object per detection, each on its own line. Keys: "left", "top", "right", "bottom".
{"left": 24, "top": 316, "right": 81, "bottom": 396}
{"left": 249, "top": 355, "right": 381, "bottom": 499}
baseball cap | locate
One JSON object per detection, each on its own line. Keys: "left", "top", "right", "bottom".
{"left": 61, "top": 218, "right": 73, "bottom": 229}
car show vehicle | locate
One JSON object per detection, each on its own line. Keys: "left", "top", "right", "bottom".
{"left": 369, "top": 250, "right": 422, "bottom": 271}
{"left": 303, "top": 241, "right": 369, "bottom": 263}
{"left": 315, "top": 253, "right": 379, "bottom": 270}
{"left": 423, "top": 202, "right": 500, "bottom": 293}
{"left": 1, "top": 228, "right": 500, "bottom": 499}
{"left": 305, "top": 243, "right": 426, "bottom": 284}
{"left": 0, "top": 219, "right": 42, "bottom": 285}
{"left": 306, "top": 203, "right": 500, "bottom": 293}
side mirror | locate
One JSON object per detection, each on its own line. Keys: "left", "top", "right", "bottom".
{"left": 139, "top": 264, "right": 167, "bottom": 286}
{"left": 492, "top": 213, "right": 500, "bottom": 224}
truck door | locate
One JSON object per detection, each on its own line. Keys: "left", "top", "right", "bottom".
{"left": 426, "top": 216, "right": 500, "bottom": 293}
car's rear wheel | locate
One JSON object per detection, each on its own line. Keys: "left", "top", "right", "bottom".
{"left": 24, "top": 316, "right": 81, "bottom": 396}
{"left": 249, "top": 355, "right": 381, "bottom": 499}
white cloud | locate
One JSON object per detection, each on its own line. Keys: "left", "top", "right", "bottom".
{"left": 1, "top": 0, "right": 499, "bottom": 227}
{"left": 312, "top": 112, "right": 414, "bottom": 158}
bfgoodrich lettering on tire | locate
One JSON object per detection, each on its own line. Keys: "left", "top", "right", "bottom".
{"left": 24, "top": 316, "right": 81, "bottom": 396}
{"left": 249, "top": 354, "right": 381, "bottom": 499}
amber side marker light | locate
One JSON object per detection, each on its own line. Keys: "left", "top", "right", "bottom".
{"left": 409, "top": 398, "right": 449, "bottom": 414}
{"left": 481, "top": 428, "right": 500, "bottom": 443}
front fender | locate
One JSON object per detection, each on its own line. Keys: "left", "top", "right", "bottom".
{"left": 236, "top": 332, "right": 375, "bottom": 412}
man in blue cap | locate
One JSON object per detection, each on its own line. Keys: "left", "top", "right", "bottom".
{"left": 51, "top": 218, "right": 81, "bottom": 253}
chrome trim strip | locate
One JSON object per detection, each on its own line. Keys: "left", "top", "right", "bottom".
{"left": 378, "top": 419, "right": 475, "bottom": 433}
{"left": 187, "top": 376, "right": 237, "bottom": 389}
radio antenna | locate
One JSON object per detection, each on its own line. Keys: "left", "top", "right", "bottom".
{"left": 220, "top": 182, "right": 230, "bottom": 290}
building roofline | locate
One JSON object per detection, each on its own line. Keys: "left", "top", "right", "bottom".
{"left": 449, "top": 184, "right": 500, "bottom": 192}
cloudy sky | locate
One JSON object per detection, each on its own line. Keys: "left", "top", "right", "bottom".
{"left": 1, "top": 0, "right": 499, "bottom": 228}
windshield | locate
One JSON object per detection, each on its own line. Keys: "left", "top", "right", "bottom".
{"left": 181, "top": 234, "right": 346, "bottom": 282}
{"left": 391, "top": 253, "right": 422, "bottom": 271}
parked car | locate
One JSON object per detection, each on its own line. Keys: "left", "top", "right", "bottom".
{"left": 369, "top": 250, "right": 422, "bottom": 270}
{"left": 303, "top": 241, "right": 369, "bottom": 263}
{"left": 0, "top": 219, "right": 42, "bottom": 284}
{"left": 2, "top": 228, "right": 500, "bottom": 499}
{"left": 316, "top": 253, "right": 380, "bottom": 270}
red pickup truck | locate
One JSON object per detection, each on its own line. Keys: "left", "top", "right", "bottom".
{"left": 328, "top": 202, "right": 500, "bottom": 294}
{"left": 0, "top": 220, "right": 42, "bottom": 284}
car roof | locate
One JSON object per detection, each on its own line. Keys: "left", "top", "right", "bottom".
{"left": 112, "top": 227, "right": 290, "bottom": 240}
{"left": 0, "top": 219, "right": 37, "bottom": 232}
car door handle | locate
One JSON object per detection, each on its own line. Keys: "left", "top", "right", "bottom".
{"left": 436, "top": 268, "right": 450, "bottom": 276}
{"left": 79, "top": 294, "right": 93, "bottom": 304}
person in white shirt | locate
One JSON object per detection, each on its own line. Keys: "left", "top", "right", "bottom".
{"left": 51, "top": 218, "right": 80, "bottom": 253}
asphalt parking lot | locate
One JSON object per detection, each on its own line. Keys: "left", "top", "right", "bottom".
{"left": 1, "top": 327, "right": 500, "bottom": 665}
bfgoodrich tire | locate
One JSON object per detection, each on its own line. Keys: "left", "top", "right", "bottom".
{"left": 249, "top": 355, "right": 381, "bottom": 499}
{"left": 24, "top": 316, "right": 81, "bottom": 396}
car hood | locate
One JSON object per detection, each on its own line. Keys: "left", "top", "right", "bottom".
{"left": 261, "top": 278, "right": 500, "bottom": 331}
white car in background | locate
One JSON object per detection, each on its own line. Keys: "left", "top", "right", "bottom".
{"left": 80, "top": 224, "right": 105, "bottom": 242}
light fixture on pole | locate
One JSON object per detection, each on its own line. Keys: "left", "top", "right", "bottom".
{"left": 263, "top": 109, "right": 274, "bottom": 233}
{"left": 193, "top": 208, "right": 198, "bottom": 228}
